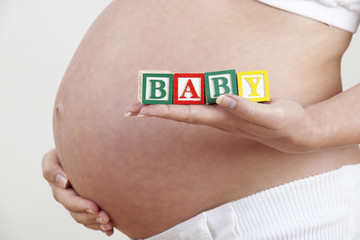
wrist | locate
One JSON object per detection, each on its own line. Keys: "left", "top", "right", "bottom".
{"left": 303, "top": 104, "right": 328, "bottom": 152}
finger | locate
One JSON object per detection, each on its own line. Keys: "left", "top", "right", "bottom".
{"left": 42, "top": 149, "right": 69, "bottom": 189}
{"left": 99, "top": 222, "right": 114, "bottom": 232}
{"left": 124, "top": 102, "right": 144, "bottom": 116}
{"left": 137, "top": 103, "right": 231, "bottom": 127}
{"left": 125, "top": 100, "right": 280, "bottom": 138}
{"left": 70, "top": 211, "right": 113, "bottom": 226}
{"left": 96, "top": 210, "right": 111, "bottom": 224}
{"left": 70, "top": 212, "right": 98, "bottom": 225}
{"left": 50, "top": 183, "right": 99, "bottom": 214}
{"left": 83, "top": 223, "right": 100, "bottom": 231}
{"left": 216, "top": 94, "right": 284, "bottom": 129}
{"left": 84, "top": 223, "right": 114, "bottom": 236}
{"left": 133, "top": 102, "right": 275, "bottom": 136}
{"left": 84, "top": 223, "right": 113, "bottom": 232}
{"left": 105, "top": 228, "right": 114, "bottom": 236}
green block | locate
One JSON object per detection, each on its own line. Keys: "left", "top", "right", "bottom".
{"left": 139, "top": 71, "right": 173, "bottom": 104}
{"left": 204, "top": 69, "right": 238, "bottom": 104}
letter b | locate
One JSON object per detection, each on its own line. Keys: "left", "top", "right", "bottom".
{"left": 204, "top": 70, "right": 238, "bottom": 104}
{"left": 150, "top": 79, "right": 166, "bottom": 99}
{"left": 212, "top": 77, "right": 230, "bottom": 97}
{"left": 139, "top": 72, "right": 173, "bottom": 104}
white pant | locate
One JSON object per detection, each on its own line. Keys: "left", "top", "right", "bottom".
{"left": 143, "top": 163, "right": 360, "bottom": 240}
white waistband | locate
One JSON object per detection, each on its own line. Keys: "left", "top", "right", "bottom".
{"left": 143, "top": 163, "right": 360, "bottom": 239}
{"left": 257, "top": 0, "right": 360, "bottom": 33}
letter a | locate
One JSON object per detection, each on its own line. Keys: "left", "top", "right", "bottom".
{"left": 179, "top": 79, "right": 200, "bottom": 99}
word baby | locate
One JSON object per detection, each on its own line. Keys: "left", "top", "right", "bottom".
{"left": 138, "top": 69, "right": 270, "bottom": 104}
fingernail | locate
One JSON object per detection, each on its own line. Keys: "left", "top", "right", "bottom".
{"left": 137, "top": 114, "right": 145, "bottom": 117}
{"left": 55, "top": 173, "right": 68, "bottom": 188}
{"left": 100, "top": 224, "right": 111, "bottom": 231}
{"left": 124, "top": 112, "right": 132, "bottom": 117}
{"left": 216, "top": 95, "right": 237, "bottom": 109}
{"left": 86, "top": 209, "right": 97, "bottom": 215}
{"left": 96, "top": 218, "right": 106, "bottom": 224}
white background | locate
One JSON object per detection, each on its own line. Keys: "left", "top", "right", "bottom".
{"left": 0, "top": 1, "right": 129, "bottom": 239}
{"left": 0, "top": 0, "right": 359, "bottom": 239}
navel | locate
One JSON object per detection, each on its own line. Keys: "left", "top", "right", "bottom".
{"left": 55, "top": 103, "right": 65, "bottom": 119}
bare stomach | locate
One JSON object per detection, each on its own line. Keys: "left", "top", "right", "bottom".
{"left": 53, "top": 0, "right": 359, "bottom": 238}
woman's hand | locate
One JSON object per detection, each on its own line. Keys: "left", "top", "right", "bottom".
{"left": 42, "top": 149, "right": 114, "bottom": 236}
{"left": 125, "top": 94, "right": 320, "bottom": 153}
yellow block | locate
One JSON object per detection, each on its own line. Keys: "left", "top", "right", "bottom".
{"left": 237, "top": 70, "right": 270, "bottom": 102}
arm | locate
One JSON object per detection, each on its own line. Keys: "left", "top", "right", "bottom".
{"left": 306, "top": 83, "right": 360, "bottom": 149}
{"left": 125, "top": 82, "right": 360, "bottom": 153}
{"left": 42, "top": 149, "right": 114, "bottom": 236}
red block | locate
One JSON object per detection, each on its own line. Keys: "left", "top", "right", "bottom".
{"left": 173, "top": 73, "right": 205, "bottom": 104}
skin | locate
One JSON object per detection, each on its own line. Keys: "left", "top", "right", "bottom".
{"left": 42, "top": 150, "right": 114, "bottom": 235}
{"left": 46, "top": 0, "right": 360, "bottom": 238}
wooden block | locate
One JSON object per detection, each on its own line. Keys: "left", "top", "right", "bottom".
{"left": 204, "top": 69, "right": 238, "bottom": 104}
{"left": 173, "top": 73, "right": 205, "bottom": 104}
{"left": 237, "top": 70, "right": 270, "bottom": 102}
{"left": 138, "top": 70, "right": 173, "bottom": 104}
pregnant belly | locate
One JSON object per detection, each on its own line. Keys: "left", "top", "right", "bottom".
{"left": 53, "top": 0, "right": 354, "bottom": 238}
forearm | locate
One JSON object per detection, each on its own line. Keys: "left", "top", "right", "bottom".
{"left": 307, "top": 82, "right": 360, "bottom": 150}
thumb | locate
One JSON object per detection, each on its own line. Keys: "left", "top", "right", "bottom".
{"left": 42, "top": 149, "right": 70, "bottom": 189}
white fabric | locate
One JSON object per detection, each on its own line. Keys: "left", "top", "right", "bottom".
{"left": 257, "top": 0, "right": 360, "bottom": 33}
{"left": 140, "top": 163, "right": 360, "bottom": 240}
